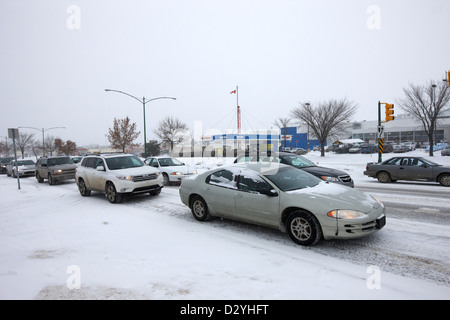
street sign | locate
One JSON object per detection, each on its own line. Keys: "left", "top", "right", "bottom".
{"left": 377, "top": 125, "right": 384, "bottom": 139}
{"left": 8, "top": 128, "right": 19, "bottom": 139}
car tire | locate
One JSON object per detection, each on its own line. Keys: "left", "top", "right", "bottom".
{"left": 376, "top": 171, "right": 391, "bottom": 183}
{"left": 286, "top": 210, "right": 322, "bottom": 246}
{"left": 78, "top": 179, "right": 91, "bottom": 196}
{"left": 438, "top": 174, "right": 450, "bottom": 187}
{"left": 162, "top": 173, "right": 170, "bottom": 186}
{"left": 106, "top": 182, "right": 122, "bottom": 203}
{"left": 48, "top": 173, "right": 56, "bottom": 185}
{"left": 149, "top": 189, "right": 161, "bottom": 196}
{"left": 190, "top": 196, "right": 211, "bottom": 221}
{"left": 36, "top": 172, "right": 43, "bottom": 183}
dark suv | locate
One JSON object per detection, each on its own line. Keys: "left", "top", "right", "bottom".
{"left": 35, "top": 156, "right": 77, "bottom": 185}
{"left": 0, "top": 157, "right": 15, "bottom": 174}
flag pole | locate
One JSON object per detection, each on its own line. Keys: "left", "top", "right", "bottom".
{"left": 236, "top": 86, "right": 241, "bottom": 134}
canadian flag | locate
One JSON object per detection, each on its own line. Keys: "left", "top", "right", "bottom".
{"left": 230, "top": 90, "right": 236, "bottom": 94}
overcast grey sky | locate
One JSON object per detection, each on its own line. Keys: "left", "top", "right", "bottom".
{"left": 1, "top": 0, "right": 449, "bottom": 146}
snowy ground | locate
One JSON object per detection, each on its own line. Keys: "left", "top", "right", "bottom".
{"left": 1, "top": 150, "right": 449, "bottom": 300}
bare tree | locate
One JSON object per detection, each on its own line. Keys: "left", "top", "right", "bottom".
{"left": 55, "top": 139, "right": 77, "bottom": 156}
{"left": 154, "top": 116, "right": 188, "bottom": 152}
{"left": 273, "top": 117, "right": 292, "bottom": 151}
{"left": 44, "top": 135, "right": 58, "bottom": 156}
{"left": 396, "top": 80, "right": 450, "bottom": 156}
{"left": 108, "top": 116, "right": 141, "bottom": 153}
{"left": 290, "top": 98, "right": 358, "bottom": 156}
{"left": 15, "top": 132, "right": 35, "bottom": 159}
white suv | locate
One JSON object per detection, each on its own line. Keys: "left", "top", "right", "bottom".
{"left": 76, "top": 154, "right": 164, "bottom": 203}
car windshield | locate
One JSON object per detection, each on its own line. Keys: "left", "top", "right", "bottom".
{"left": 263, "top": 166, "right": 321, "bottom": 191}
{"left": 105, "top": 156, "right": 144, "bottom": 170}
{"left": 158, "top": 158, "right": 183, "bottom": 167}
{"left": 280, "top": 154, "right": 315, "bottom": 168}
{"left": 15, "top": 160, "right": 35, "bottom": 166}
{"left": 47, "top": 157, "right": 74, "bottom": 166}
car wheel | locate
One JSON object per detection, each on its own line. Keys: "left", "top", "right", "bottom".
{"left": 48, "top": 173, "right": 55, "bottom": 185}
{"left": 78, "top": 179, "right": 91, "bottom": 196}
{"left": 162, "top": 173, "right": 170, "bottom": 186}
{"left": 106, "top": 182, "right": 122, "bottom": 203}
{"left": 376, "top": 171, "right": 391, "bottom": 183}
{"left": 286, "top": 210, "right": 322, "bottom": 246}
{"left": 149, "top": 189, "right": 161, "bottom": 196}
{"left": 438, "top": 174, "right": 450, "bottom": 186}
{"left": 190, "top": 196, "right": 210, "bottom": 221}
{"left": 36, "top": 172, "right": 43, "bottom": 183}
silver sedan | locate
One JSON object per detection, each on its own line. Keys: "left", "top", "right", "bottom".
{"left": 179, "top": 163, "right": 386, "bottom": 246}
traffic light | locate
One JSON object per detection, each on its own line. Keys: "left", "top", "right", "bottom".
{"left": 385, "top": 103, "right": 394, "bottom": 122}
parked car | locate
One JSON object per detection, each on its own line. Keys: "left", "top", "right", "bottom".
{"left": 402, "top": 142, "right": 416, "bottom": 151}
{"left": 144, "top": 156, "right": 197, "bottom": 185}
{"left": 364, "top": 156, "right": 450, "bottom": 186}
{"left": 6, "top": 159, "right": 35, "bottom": 177}
{"left": 289, "top": 148, "right": 308, "bottom": 155}
{"left": 235, "top": 152, "right": 354, "bottom": 187}
{"left": 179, "top": 163, "right": 385, "bottom": 246}
{"left": 441, "top": 146, "right": 450, "bottom": 156}
{"left": 76, "top": 154, "right": 164, "bottom": 203}
{"left": 35, "top": 156, "right": 77, "bottom": 185}
{"left": 348, "top": 144, "right": 362, "bottom": 153}
{"left": 393, "top": 144, "right": 408, "bottom": 153}
{"left": 360, "top": 143, "right": 378, "bottom": 154}
{"left": 0, "top": 157, "right": 14, "bottom": 174}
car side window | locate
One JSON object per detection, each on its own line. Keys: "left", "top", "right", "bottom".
{"left": 95, "top": 158, "right": 104, "bottom": 168}
{"left": 206, "top": 169, "right": 237, "bottom": 189}
{"left": 238, "top": 170, "right": 272, "bottom": 194}
{"left": 150, "top": 158, "right": 159, "bottom": 168}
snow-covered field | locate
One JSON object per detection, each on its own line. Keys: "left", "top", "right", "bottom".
{"left": 1, "top": 150, "right": 449, "bottom": 300}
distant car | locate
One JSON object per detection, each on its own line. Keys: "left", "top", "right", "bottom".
{"left": 360, "top": 143, "right": 378, "bottom": 154}
{"left": 364, "top": 156, "right": 450, "bottom": 186}
{"left": 76, "top": 154, "right": 164, "bottom": 203}
{"left": 348, "top": 144, "right": 362, "bottom": 153}
{"left": 402, "top": 142, "right": 415, "bottom": 151}
{"left": 0, "top": 157, "right": 14, "bottom": 174}
{"left": 35, "top": 156, "right": 77, "bottom": 185}
{"left": 441, "top": 146, "right": 450, "bottom": 156}
{"left": 289, "top": 148, "right": 308, "bottom": 155}
{"left": 393, "top": 144, "right": 408, "bottom": 153}
{"left": 179, "top": 163, "right": 385, "bottom": 246}
{"left": 144, "top": 156, "right": 197, "bottom": 185}
{"left": 71, "top": 156, "right": 83, "bottom": 164}
{"left": 6, "top": 159, "right": 36, "bottom": 177}
{"left": 234, "top": 152, "right": 354, "bottom": 187}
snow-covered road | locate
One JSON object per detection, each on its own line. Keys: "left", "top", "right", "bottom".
{"left": 1, "top": 151, "right": 449, "bottom": 300}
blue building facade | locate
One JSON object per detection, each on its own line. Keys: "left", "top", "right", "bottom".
{"left": 280, "top": 127, "right": 323, "bottom": 150}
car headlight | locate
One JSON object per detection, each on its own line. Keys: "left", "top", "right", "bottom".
{"left": 193, "top": 170, "right": 197, "bottom": 174}
{"left": 321, "top": 176, "right": 339, "bottom": 182}
{"left": 372, "top": 196, "right": 384, "bottom": 208}
{"left": 327, "top": 209, "right": 368, "bottom": 219}
{"left": 116, "top": 175, "right": 133, "bottom": 181}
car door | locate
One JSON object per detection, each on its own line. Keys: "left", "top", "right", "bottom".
{"left": 409, "top": 158, "right": 434, "bottom": 180}
{"left": 234, "top": 169, "right": 280, "bottom": 228}
{"left": 90, "top": 158, "right": 108, "bottom": 190}
{"left": 203, "top": 169, "right": 238, "bottom": 218}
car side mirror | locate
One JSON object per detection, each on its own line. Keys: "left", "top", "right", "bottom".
{"left": 260, "top": 188, "right": 278, "bottom": 197}
{"left": 96, "top": 166, "right": 105, "bottom": 171}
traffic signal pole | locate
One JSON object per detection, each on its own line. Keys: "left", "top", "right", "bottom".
{"left": 377, "top": 101, "right": 382, "bottom": 163}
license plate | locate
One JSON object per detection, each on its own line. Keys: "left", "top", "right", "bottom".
{"left": 376, "top": 215, "right": 386, "bottom": 229}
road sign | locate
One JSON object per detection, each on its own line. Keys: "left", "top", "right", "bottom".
{"left": 8, "top": 128, "right": 19, "bottom": 139}
{"left": 377, "top": 125, "right": 384, "bottom": 139}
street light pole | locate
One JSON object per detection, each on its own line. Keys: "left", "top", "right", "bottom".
{"left": 19, "top": 126, "right": 65, "bottom": 156}
{"left": 104, "top": 89, "right": 176, "bottom": 158}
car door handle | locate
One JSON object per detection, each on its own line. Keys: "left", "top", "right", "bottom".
{"left": 236, "top": 194, "right": 243, "bottom": 198}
